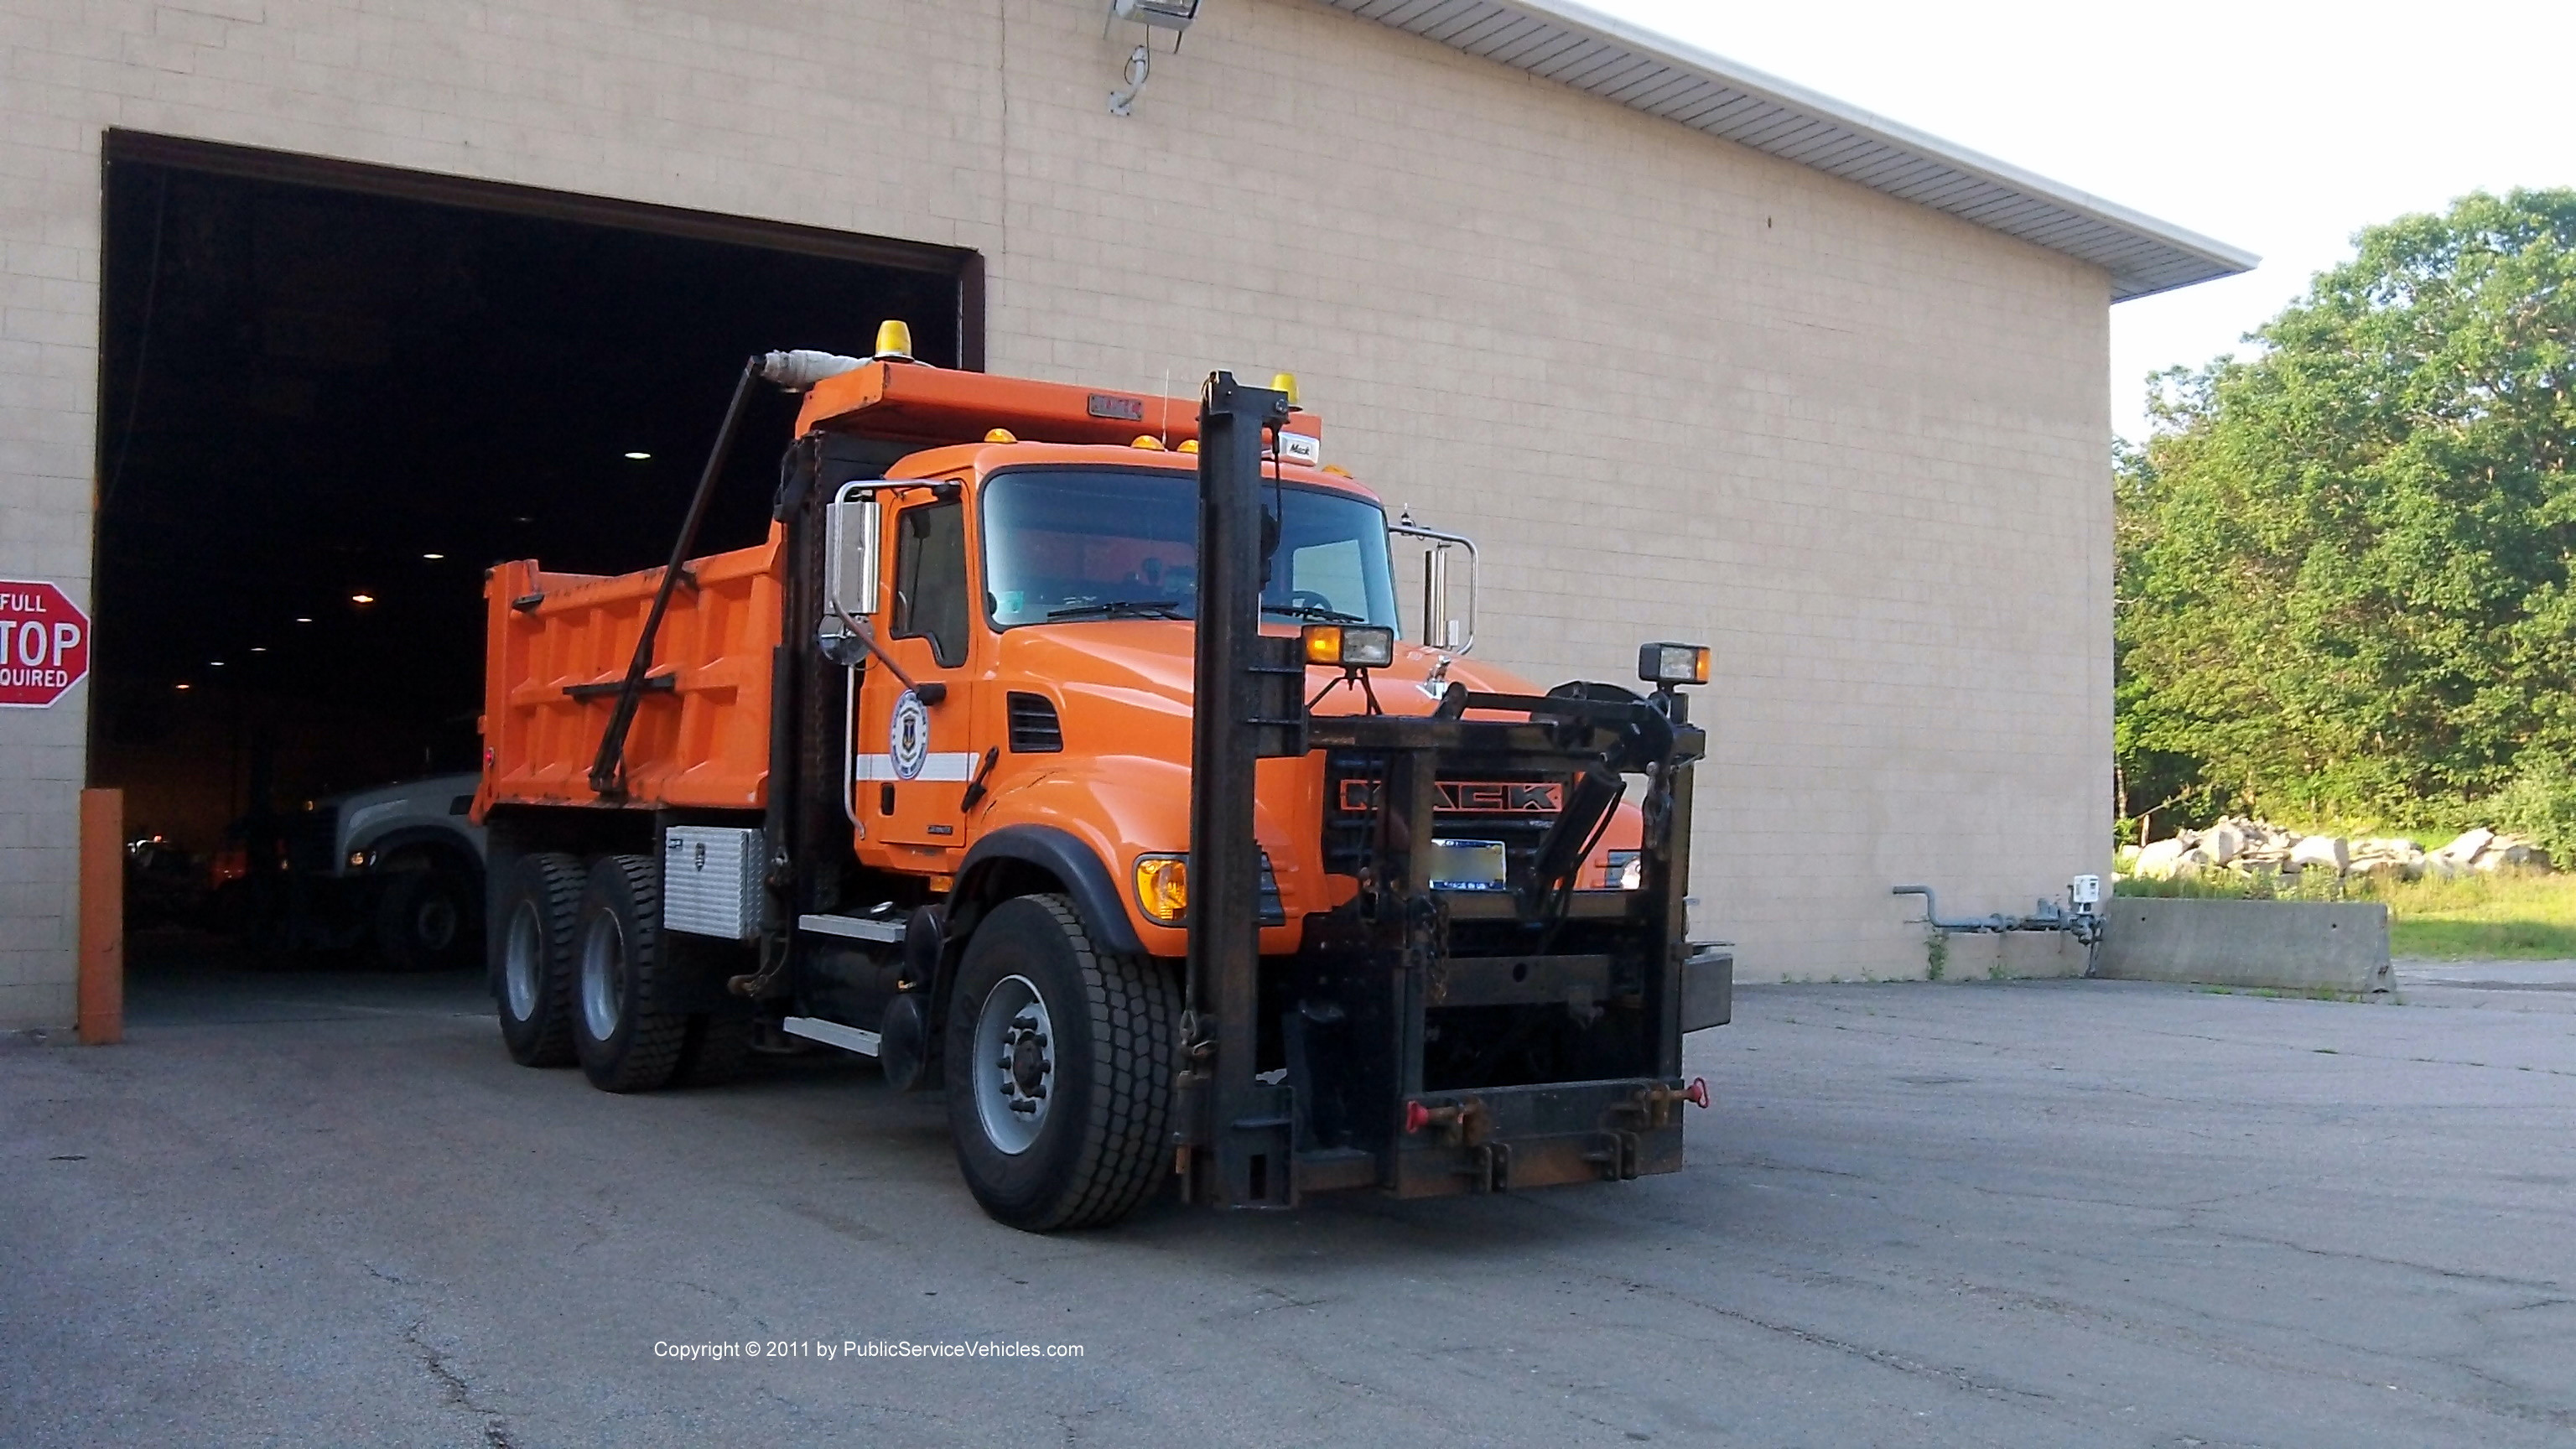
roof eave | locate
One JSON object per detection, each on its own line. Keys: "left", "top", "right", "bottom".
{"left": 1308, "top": 0, "right": 2258, "bottom": 300}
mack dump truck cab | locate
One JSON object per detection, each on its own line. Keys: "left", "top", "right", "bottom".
{"left": 477, "top": 326, "right": 1727, "bottom": 1230}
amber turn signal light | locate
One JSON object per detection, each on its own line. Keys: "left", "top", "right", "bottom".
{"left": 1302, "top": 624, "right": 1395, "bottom": 669}
{"left": 1637, "top": 641, "right": 1710, "bottom": 687}
{"left": 1133, "top": 854, "right": 1189, "bottom": 925}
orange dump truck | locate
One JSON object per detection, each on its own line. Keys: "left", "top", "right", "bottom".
{"left": 478, "top": 325, "right": 1727, "bottom": 1229}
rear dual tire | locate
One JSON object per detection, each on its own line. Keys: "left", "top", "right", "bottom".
{"left": 571, "top": 854, "right": 693, "bottom": 1093}
{"left": 494, "top": 852, "right": 582, "bottom": 1067}
{"left": 493, "top": 849, "right": 743, "bottom": 1089}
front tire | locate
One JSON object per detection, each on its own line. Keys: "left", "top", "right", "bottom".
{"left": 943, "top": 894, "right": 1178, "bottom": 1231}
{"left": 492, "top": 852, "right": 580, "bottom": 1067}
{"left": 377, "top": 860, "right": 480, "bottom": 972}
{"left": 571, "top": 854, "right": 691, "bottom": 1093}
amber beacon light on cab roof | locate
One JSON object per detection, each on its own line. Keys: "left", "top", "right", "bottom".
{"left": 475, "top": 322, "right": 1727, "bottom": 1230}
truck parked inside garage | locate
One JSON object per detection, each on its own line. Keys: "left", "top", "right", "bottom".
{"left": 476, "top": 325, "right": 1727, "bottom": 1229}
{"left": 213, "top": 771, "right": 486, "bottom": 970}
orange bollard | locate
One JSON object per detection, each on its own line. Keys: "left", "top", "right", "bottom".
{"left": 77, "top": 787, "right": 123, "bottom": 1045}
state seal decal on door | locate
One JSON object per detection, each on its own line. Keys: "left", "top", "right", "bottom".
{"left": 890, "top": 688, "right": 932, "bottom": 781}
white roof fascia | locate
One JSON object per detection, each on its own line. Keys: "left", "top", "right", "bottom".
{"left": 1307, "top": 0, "right": 2259, "bottom": 300}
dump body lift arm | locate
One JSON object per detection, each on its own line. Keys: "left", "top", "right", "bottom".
{"left": 589, "top": 356, "right": 763, "bottom": 797}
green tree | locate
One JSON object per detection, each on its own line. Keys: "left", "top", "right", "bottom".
{"left": 2117, "top": 190, "right": 2576, "bottom": 849}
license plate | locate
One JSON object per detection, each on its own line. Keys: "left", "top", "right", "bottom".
{"left": 1426, "top": 839, "right": 1508, "bottom": 891}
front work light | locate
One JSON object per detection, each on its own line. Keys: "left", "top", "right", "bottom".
{"left": 1303, "top": 624, "right": 1396, "bottom": 669}
{"left": 1134, "top": 854, "right": 1189, "bottom": 925}
{"left": 1638, "top": 641, "right": 1711, "bottom": 687}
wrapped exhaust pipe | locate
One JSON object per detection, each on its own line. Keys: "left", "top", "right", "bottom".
{"left": 758, "top": 350, "right": 866, "bottom": 391}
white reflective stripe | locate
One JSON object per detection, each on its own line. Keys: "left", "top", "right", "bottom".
{"left": 851, "top": 751, "right": 977, "bottom": 782}
{"left": 782, "top": 1015, "right": 881, "bottom": 1057}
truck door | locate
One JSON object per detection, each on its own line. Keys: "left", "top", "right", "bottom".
{"left": 854, "top": 490, "right": 980, "bottom": 854}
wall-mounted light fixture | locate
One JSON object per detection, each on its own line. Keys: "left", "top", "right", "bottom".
{"left": 1109, "top": 0, "right": 1201, "bottom": 43}
{"left": 1105, "top": 0, "right": 1202, "bottom": 115}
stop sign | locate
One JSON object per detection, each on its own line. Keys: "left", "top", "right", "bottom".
{"left": 0, "top": 579, "right": 91, "bottom": 708}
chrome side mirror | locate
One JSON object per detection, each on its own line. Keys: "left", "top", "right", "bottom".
{"left": 821, "top": 485, "right": 881, "bottom": 636}
{"left": 1390, "top": 516, "right": 1478, "bottom": 653}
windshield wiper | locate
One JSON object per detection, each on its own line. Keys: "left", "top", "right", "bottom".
{"left": 1261, "top": 602, "right": 1364, "bottom": 624}
{"left": 1046, "top": 599, "right": 1187, "bottom": 621}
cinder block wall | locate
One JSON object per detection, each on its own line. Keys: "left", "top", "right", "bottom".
{"left": 0, "top": 0, "right": 2111, "bottom": 1026}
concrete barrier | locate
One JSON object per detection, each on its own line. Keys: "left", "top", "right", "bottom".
{"left": 2093, "top": 897, "right": 2394, "bottom": 995}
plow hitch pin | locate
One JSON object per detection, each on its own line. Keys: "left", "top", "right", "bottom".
{"left": 1403, "top": 1099, "right": 1483, "bottom": 1143}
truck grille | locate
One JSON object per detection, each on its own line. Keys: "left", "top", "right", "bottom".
{"left": 283, "top": 806, "right": 340, "bottom": 876}
{"left": 1257, "top": 853, "right": 1286, "bottom": 927}
{"left": 1006, "top": 692, "right": 1062, "bottom": 752}
{"left": 1322, "top": 751, "right": 1566, "bottom": 883}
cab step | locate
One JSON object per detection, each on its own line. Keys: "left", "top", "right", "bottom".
{"left": 797, "top": 913, "right": 904, "bottom": 943}
{"left": 781, "top": 1015, "right": 882, "bottom": 1057}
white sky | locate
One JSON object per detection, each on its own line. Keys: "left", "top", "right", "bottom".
{"left": 1587, "top": 0, "right": 2576, "bottom": 444}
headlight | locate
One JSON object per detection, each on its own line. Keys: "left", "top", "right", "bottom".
{"left": 1606, "top": 850, "right": 1644, "bottom": 891}
{"left": 1302, "top": 624, "right": 1396, "bottom": 669}
{"left": 1133, "top": 854, "right": 1189, "bottom": 925}
{"left": 1638, "top": 641, "right": 1710, "bottom": 687}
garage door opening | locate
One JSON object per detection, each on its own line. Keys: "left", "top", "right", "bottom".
{"left": 92, "top": 133, "right": 978, "bottom": 985}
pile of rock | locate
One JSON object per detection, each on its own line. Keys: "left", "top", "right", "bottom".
{"left": 2118, "top": 818, "right": 2553, "bottom": 881}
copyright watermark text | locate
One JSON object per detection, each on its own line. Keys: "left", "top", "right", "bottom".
{"left": 655, "top": 1339, "right": 1083, "bottom": 1362}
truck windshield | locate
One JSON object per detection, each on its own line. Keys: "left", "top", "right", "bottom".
{"left": 981, "top": 468, "right": 1401, "bottom": 630}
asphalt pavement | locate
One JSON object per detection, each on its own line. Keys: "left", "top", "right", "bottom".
{"left": 3, "top": 946, "right": 2570, "bottom": 1447}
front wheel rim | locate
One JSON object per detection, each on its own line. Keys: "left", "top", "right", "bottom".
{"left": 579, "top": 912, "right": 626, "bottom": 1042}
{"left": 971, "top": 974, "right": 1054, "bottom": 1156}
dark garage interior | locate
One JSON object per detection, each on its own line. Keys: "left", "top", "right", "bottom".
{"left": 92, "top": 134, "right": 974, "bottom": 968}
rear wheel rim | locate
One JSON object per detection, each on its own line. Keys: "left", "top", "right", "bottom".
{"left": 502, "top": 901, "right": 543, "bottom": 1020}
{"left": 580, "top": 911, "right": 626, "bottom": 1042}
{"left": 971, "top": 974, "right": 1053, "bottom": 1156}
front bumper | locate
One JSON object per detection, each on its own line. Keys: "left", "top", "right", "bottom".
{"left": 1289, "top": 1076, "right": 1698, "bottom": 1200}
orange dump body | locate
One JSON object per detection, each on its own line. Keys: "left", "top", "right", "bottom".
{"left": 478, "top": 528, "right": 783, "bottom": 814}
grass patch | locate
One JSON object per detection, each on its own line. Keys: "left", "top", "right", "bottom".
{"left": 2118, "top": 871, "right": 2576, "bottom": 959}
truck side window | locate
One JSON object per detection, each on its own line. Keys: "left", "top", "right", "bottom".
{"left": 893, "top": 500, "right": 969, "bottom": 668}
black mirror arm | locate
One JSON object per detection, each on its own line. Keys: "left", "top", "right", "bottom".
{"left": 822, "top": 609, "right": 944, "bottom": 705}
